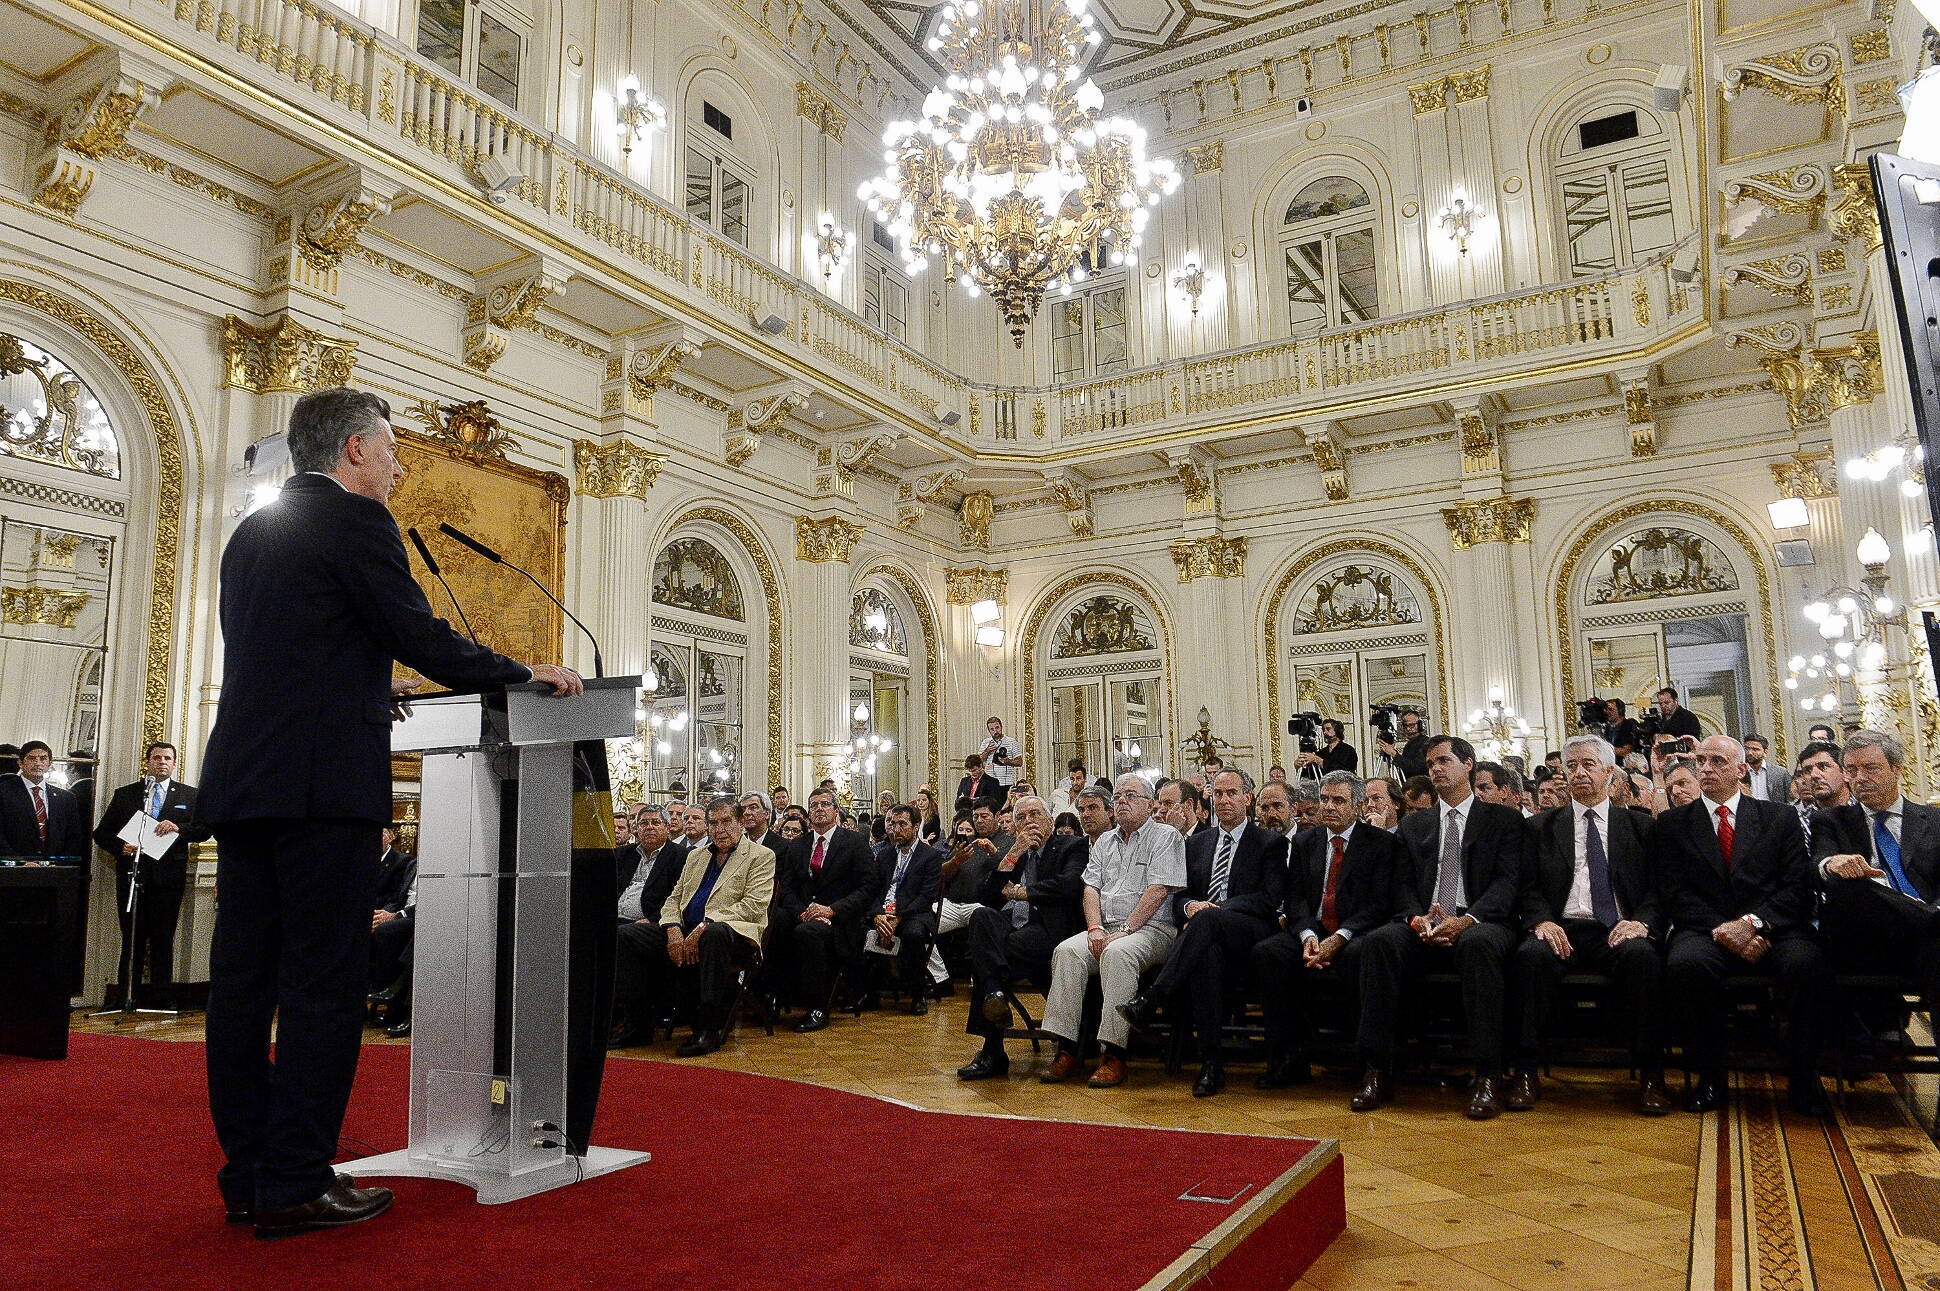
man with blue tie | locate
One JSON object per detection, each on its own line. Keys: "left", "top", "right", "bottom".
{"left": 91, "top": 742, "right": 209, "bottom": 1010}
{"left": 865, "top": 804, "right": 943, "bottom": 1014}
{"left": 1813, "top": 730, "right": 1940, "bottom": 1017}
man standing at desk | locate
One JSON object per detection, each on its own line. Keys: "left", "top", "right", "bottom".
{"left": 0, "top": 741, "right": 87, "bottom": 861}
{"left": 92, "top": 741, "right": 208, "bottom": 1010}
{"left": 198, "top": 387, "right": 581, "bottom": 1241}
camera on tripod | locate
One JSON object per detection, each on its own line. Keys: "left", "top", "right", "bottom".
{"left": 1285, "top": 712, "right": 1322, "bottom": 754}
{"left": 1369, "top": 704, "right": 1402, "bottom": 742}
{"left": 1575, "top": 698, "right": 1607, "bottom": 730}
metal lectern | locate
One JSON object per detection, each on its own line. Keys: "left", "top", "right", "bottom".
{"left": 342, "top": 677, "right": 648, "bottom": 1203}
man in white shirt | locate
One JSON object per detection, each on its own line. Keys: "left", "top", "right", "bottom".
{"left": 1742, "top": 734, "right": 1791, "bottom": 803}
{"left": 1037, "top": 774, "right": 1186, "bottom": 1089}
{"left": 1048, "top": 761, "right": 1089, "bottom": 818}
{"left": 980, "top": 717, "right": 1022, "bottom": 790}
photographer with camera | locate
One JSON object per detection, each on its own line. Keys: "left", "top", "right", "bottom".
{"left": 1375, "top": 708, "right": 1430, "bottom": 780}
{"left": 1600, "top": 699, "right": 1642, "bottom": 760}
{"left": 1652, "top": 687, "right": 1702, "bottom": 740}
{"left": 1295, "top": 718, "right": 1358, "bottom": 776}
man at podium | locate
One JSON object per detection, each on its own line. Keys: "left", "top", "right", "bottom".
{"left": 198, "top": 387, "right": 582, "bottom": 1241}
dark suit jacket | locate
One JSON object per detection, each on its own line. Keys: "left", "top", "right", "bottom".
{"left": 1520, "top": 803, "right": 1660, "bottom": 939}
{"left": 1173, "top": 821, "right": 1285, "bottom": 924}
{"left": 1394, "top": 797, "right": 1526, "bottom": 925}
{"left": 953, "top": 773, "right": 1007, "bottom": 812}
{"left": 0, "top": 776, "right": 87, "bottom": 861}
{"left": 197, "top": 472, "right": 531, "bottom": 828}
{"left": 778, "top": 826, "right": 877, "bottom": 928}
{"left": 613, "top": 841, "right": 643, "bottom": 898}
{"left": 871, "top": 839, "right": 944, "bottom": 929}
{"left": 1811, "top": 800, "right": 1940, "bottom": 905}
{"left": 631, "top": 839, "right": 690, "bottom": 925}
{"left": 1658, "top": 796, "right": 1815, "bottom": 934}
{"left": 978, "top": 833, "right": 1087, "bottom": 943}
{"left": 374, "top": 847, "right": 416, "bottom": 913}
{"left": 90, "top": 779, "right": 209, "bottom": 885}
{"left": 1286, "top": 823, "right": 1403, "bottom": 941}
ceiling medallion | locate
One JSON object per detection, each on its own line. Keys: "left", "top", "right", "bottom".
{"left": 858, "top": 0, "right": 1180, "bottom": 345}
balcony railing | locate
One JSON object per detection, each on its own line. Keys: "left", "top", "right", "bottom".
{"left": 126, "top": 0, "right": 1704, "bottom": 454}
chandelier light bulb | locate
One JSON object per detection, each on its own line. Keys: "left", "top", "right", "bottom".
{"left": 1810, "top": 654, "right": 1827, "bottom": 669}
{"left": 1876, "top": 595, "right": 1896, "bottom": 615}
{"left": 1856, "top": 528, "right": 1892, "bottom": 568}
{"left": 1833, "top": 640, "right": 1855, "bottom": 659}
{"left": 1785, "top": 676, "right": 1800, "bottom": 690}
{"left": 1803, "top": 600, "right": 1829, "bottom": 622}
{"left": 1788, "top": 654, "right": 1807, "bottom": 671}
{"left": 1819, "top": 613, "right": 1847, "bottom": 638}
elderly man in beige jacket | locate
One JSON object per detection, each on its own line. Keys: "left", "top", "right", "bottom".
{"left": 612, "top": 796, "right": 774, "bottom": 1056}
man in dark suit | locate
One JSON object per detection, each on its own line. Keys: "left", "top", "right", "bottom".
{"left": 954, "top": 754, "right": 1007, "bottom": 814}
{"left": 1812, "top": 730, "right": 1940, "bottom": 1018}
{"left": 1355, "top": 734, "right": 1526, "bottom": 1118}
{"left": 739, "top": 791, "right": 788, "bottom": 856}
{"left": 865, "top": 803, "right": 944, "bottom": 1014}
{"left": 779, "top": 787, "right": 877, "bottom": 1031}
{"left": 1121, "top": 768, "right": 1286, "bottom": 1096}
{"left": 610, "top": 805, "right": 701, "bottom": 1046}
{"left": 365, "top": 826, "right": 417, "bottom": 1036}
{"left": 1652, "top": 687, "right": 1703, "bottom": 741}
{"left": 91, "top": 741, "right": 208, "bottom": 1008}
{"left": 1660, "top": 734, "right": 1829, "bottom": 1117}
{"left": 957, "top": 795, "right": 1087, "bottom": 1079}
{"left": 1510, "top": 736, "right": 1671, "bottom": 1116}
{"left": 0, "top": 740, "right": 87, "bottom": 860}
{"left": 197, "top": 388, "right": 581, "bottom": 1239}
{"left": 1251, "top": 772, "right": 1403, "bottom": 1090}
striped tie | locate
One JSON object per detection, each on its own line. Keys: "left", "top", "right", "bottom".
{"left": 1210, "top": 831, "right": 1234, "bottom": 903}
{"left": 31, "top": 783, "right": 46, "bottom": 842}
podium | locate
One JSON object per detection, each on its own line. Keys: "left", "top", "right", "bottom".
{"left": 341, "top": 677, "right": 649, "bottom": 1203}
{"left": 0, "top": 863, "right": 79, "bottom": 1059}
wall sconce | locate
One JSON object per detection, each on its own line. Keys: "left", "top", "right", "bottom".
{"left": 616, "top": 78, "right": 666, "bottom": 156}
{"left": 1437, "top": 195, "right": 1479, "bottom": 256}
{"left": 1171, "top": 260, "right": 1209, "bottom": 315}
{"left": 816, "top": 213, "right": 851, "bottom": 282}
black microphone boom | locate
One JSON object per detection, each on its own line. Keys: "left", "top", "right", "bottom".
{"left": 437, "top": 521, "right": 605, "bottom": 677}
{"left": 408, "top": 526, "right": 478, "bottom": 645}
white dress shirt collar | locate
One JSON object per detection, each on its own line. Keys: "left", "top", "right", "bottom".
{"left": 1700, "top": 792, "right": 1743, "bottom": 821}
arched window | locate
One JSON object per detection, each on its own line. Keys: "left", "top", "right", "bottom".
{"left": 0, "top": 334, "right": 121, "bottom": 479}
{"left": 848, "top": 586, "right": 908, "bottom": 802}
{"left": 1045, "top": 592, "right": 1166, "bottom": 776}
{"left": 1556, "top": 105, "right": 1678, "bottom": 276}
{"left": 648, "top": 536, "right": 748, "bottom": 797}
{"left": 1571, "top": 522, "right": 1753, "bottom": 739}
{"left": 1275, "top": 556, "right": 1441, "bottom": 775}
{"left": 1279, "top": 176, "right": 1379, "bottom": 334}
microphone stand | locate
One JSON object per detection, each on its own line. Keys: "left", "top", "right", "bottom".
{"left": 89, "top": 792, "right": 179, "bottom": 1019}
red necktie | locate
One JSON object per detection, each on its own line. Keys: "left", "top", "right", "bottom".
{"left": 1715, "top": 804, "right": 1734, "bottom": 870}
{"left": 31, "top": 783, "right": 47, "bottom": 842}
{"left": 1321, "top": 836, "right": 1344, "bottom": 934}
{"left": 810, "top": 834, "right": 826, "bottom": 875}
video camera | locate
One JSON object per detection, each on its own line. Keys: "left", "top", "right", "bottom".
{"left": 1369, "top": 703, "right": 1402, "bottom": 742}
{"left": 1285, "top": 712, "right": 1322, "bottom": 754}
{"left": 1575, "top": 698, "right": 1606, "bottom": 729}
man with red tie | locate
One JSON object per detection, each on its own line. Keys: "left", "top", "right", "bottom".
{"left": 1659, "top": 735, "right": 1829, "bottom": 1116}
{"left": 0, "top": 740, "right": 87, "bottom": 861}
{"left": 775, "top": 787, "right": 875, "bottom": 1031}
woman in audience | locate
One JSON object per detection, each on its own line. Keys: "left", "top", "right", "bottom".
{"left": 777, "top": 813, "right": 806, "bottom": 844}
{"left": 915, "top": 785, "right": 943, "bottom": 843}
{"left": 1052, "top": 811, "right": 1081, "bottom": 837}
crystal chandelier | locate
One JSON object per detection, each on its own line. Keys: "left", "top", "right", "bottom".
{"left": 858, "top": 0, "right": 1180, "bottom": 345}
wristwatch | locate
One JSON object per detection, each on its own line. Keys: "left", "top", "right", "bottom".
{"left": 1742, "top": 913, "right": 1766, "bottom": 932}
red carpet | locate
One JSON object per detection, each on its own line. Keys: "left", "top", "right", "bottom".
{"left": 5, "top": 1034, "right": 1341, "bottom": 1290}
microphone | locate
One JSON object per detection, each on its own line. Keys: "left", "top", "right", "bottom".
{"left": 408, "top": 526, "right": 478, "bottom": 645}
{"left": 437, "top": 522, "right": 605, "bottom": 677}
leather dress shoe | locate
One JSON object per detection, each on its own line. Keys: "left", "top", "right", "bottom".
{"left": 794, "top": 1009, "right": 830, "bottom": 1033}
{"left": 980, "top": 992, "right": 1012, "bottom": 1028}
{"left": 957, "top": 1047, "right": 1010, "bottom": 1080}
{"left": 384, "top": 1018, "right": 411, "bottom": 1038}
{"left": 1117, "top": 993, "right": 1158, "bottom": 1035}
{"left": 1464, "top": 1075, "right": 1503, "bottom": 1120}
{"left": 1685, "top": 1076, "right": 1725, "bottom": 1114}
{"left": 1788, "top": 1075, "right": 1831, "bottom": 1118}
{"left": 1255, "top": 1056, "right": 1311, "bottom": 1090}
{"left": 908, "top": 996, "right": 929, "bottom": 1017}
{"left": 1039, "top": 1050, "right": 1082, "bottom": 1083}
{"left": 254, "top": 1181, "right": 393, "bottom": 1241}
{"left": 1350, "top": 1068, "right": 1392, "bottom": 1112}
{"left": 227, "top": 1173, "right": 354, "bottom": 1225}
{"left": 1637, "top": 1075, "right": 1675, "bottom": 1117}
{"left": 1087, "top": 1054, "right": 1127, "bottom": 1088}
{"left": 1504, "top": 1069, "right": 1540, "bottom": 1112}
{"left": 676, "top": 1029, "right": 724, "bottom": 1058}
{"left": 1192, "top": 1061, "right": 1225, "bottom": 1098}
{"left": 367, "top": 977, "right": 407, "bottom": 1005}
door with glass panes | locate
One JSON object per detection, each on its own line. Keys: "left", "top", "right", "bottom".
{"left": 1287, "top": 648, "right": 1431, "bottom": 777}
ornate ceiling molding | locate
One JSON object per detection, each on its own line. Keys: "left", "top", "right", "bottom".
{"left": 574, "top": 438, "right": 665, "bottom": 503}
{"left": 33, "top": 71, "right": 160, "bottom": 216}
{"left": 1770, "top": 448, "right": 1838, "bottom": 500}
{"left": 895, "top": 466, "right": 967, "bottom": 528}
{"left": 220, "top": 314, "right": 358, "bottom": 394}
{"left": 795, "top": 514, "right": 864, "bottom": 562}
{"left": 463, "top": 264, "right": 569, "bottom": 374}
{"left": 958, "top": 490, "right": 995, "bottom": 549}
{"left": 1442, "top": 495, "right": 1534, "bottom": 548}
{"left": 1721, "top": 42, "right": 1844, "bottom": 114}
{"left": 726, "top": 385, "right": 807, "bottom": 467}
{"left": 1045, "top": 468, "right": 1095, "bottom": 537}
{"left": 1169, "top": 534, "right": 1246, "bottom": 582}
{"left": 1726, "top": 325, "right": 1882, "bottom": 429}
{"left": 1723, "top": 164, "right": 1828, "bottom": 217}
{"left": 944, "top": 565, "right": 1007, "bottom": 605}
{"left": 1302, "top": 421, "right": 1348, "bottom": 500}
